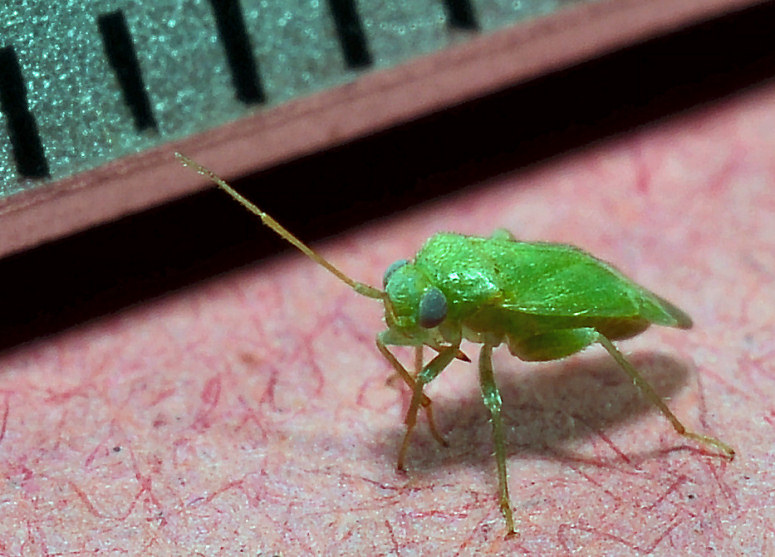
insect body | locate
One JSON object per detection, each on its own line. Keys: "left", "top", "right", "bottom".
{"left": 176, "top": 153, "right": 734, "bottom": 536}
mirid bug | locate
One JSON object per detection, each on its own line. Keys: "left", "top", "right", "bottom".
{"left": 176, "top": 153, "right": 734, "bottom": 536}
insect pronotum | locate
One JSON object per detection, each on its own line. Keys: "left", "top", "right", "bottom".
{"left": 176, "top": 152, "right": 735, "bottom": 536}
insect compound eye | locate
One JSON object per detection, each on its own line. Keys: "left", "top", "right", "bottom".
{"left": 418, "top": 287, "right": 448, "bottom": 328}
{"left": 383, "top": 259, "right": 409, "bottom": 288}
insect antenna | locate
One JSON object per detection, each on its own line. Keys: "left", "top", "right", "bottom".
{"left": 175, "top": 153, "right": 384, "bottom": 300}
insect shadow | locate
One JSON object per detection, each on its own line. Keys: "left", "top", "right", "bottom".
{"left": 377, "top": 349, "right": 692, "bottom": 473}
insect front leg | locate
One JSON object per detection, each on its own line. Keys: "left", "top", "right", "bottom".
{"left": 395, "top": 344, "right": 459, "bottom": 470}
{"left": 375, "top": 339, "right": 449, "bottom": 454}
{"left": 478, "top": 343, "right": 517, "bottom": 536}
{"left": 596, "top": 334, "right": 735, "bottom": 459}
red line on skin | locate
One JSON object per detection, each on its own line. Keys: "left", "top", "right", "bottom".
{"left": 201, "top": 374, "right": 222, "bottom": 406}
{"left": 258, "top": 368, "right": 280, "bottom": 409}
{"left": 567, "top": 464, "right": 627, "bottom": 506}
{"left": 189, "top": 472, "right": 311, "bottom": 552}
{"left": 300, "top": 501, "right": 404, "bottom": 518}
{"left": 69, "top": 481, "right": 108, "bottom": 518}
{"left": 83, "top": 440, "right": 104, "bottom": 468}
{"left": 23, "top": 519, "right": 50, "bottom": 556}
{"left": 192, "top": 374, "right": 222, "bottom": 430}
{"left": 452, "top": 506, "right": 529, "bottom": 556}
{"left": 643, "top": 474, "right": 689, "bottom": 511}
{"left": 69, "top": 475, "right": 152, "bottom": 523}
{"left": 269, "top": 506, "right": 317, "bottom": 556}
{"left": 644, "top": 512, "right": 683, "bottom": 553}
{"left": 6, "top": 462, "right": 34, "bottom": 482}
{"left": 545, "top": 443, "right": 711, "bottom": 551}
{"left": 570, "top": 411, "right": 639, "bottom": 468}
{"left": 706, "top": 458, "right": 736, "bottom": 507}
{"left": 541, "top": 445, "right": 653, "bottom": 479}
{"left": 194, "top": 471, "right": 281, "bottom": 513}
{"left": 355, "top": 374, "right": 373, "bottom": 408}
{"left": 592, "top": 428, "right": 637, "bottom": 467}
{"left": 384, "top": 519, "right": 399, "bottom": 554}
{"left": 292, "top": 469, "right": 429, "bottom": 513}
{"left": 148, "top": 387, "right": 176, "bottom": 407}
{"left": 234, "top": 396, "right": 269, "bottom": 440}
{"left": 70, "top": 447, "right": 164, "bottom": 524}
{"left": 558, "top": 517, "right": 682, "bottom": 555}
{"left": 202, "top": 476, "right": 247, "bottom": 505}
{"left": 127, "top": 448, "right": 168, "bottom": 526}
{"left": 630, "top": 139, "right": 652, "bottom": 195}
{"left": 543, "top": 441, "right": 652, "bottom": 483}
{"left": 299, "top": 341, "right": 325, "bottom": 398}
{"left": 336, "top": 526, "right": 359, "bottom": 550}
{"left": 706, "top": 145, "right": 744, "bottom": 195}
{"left": 355, "top": 473, "right": 421, "bottom": 494}
{"left": 407, "top": 505, "right": 474, "bottom": 522}
{"left": 0, "top": 393, "right": 9, "bottom": 445}
{"left": 140, "top": 535, "right": 164, "bottom": 556}
{"left": 689, "top": 372, "right": 738, "bottom": 507}
{"left": 43, "top": 383, "right": 93, "bottom": 403}
{"left": 330, "top": 303, "right": 379, "bottom": 349}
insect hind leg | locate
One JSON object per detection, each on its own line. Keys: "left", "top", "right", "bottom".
{"left": 596, "top": 334, "right": 735, "bottom": 459}
{"left": 478, "top": 343, "right": 516, "bottom": 536}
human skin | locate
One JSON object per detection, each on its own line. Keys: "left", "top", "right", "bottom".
{"left": 0, "top": 83, "right": 773, "bottom": 554}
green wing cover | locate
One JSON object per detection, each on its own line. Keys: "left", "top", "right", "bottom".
{"left": 415, "top": 233, "right": 690, "bottom": 327}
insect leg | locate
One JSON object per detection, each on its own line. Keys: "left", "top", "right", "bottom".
{"left": 414, "top": 345, "right": 424, "bottom": 378}
{"left": 596, "top": 334, "right": 735, "bottom": 459}
{"left": 375, "top": 339, "right": 448, "bottom": 450}
{"left": 397, "top": 345, "right": 459, "bottom": 470}
{"left": 478, "top": 343, "right": 517, "bottom": 536}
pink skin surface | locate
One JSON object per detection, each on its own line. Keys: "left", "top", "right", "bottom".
{"left": 1, "top": 84, "right": 773, "bottom": 554}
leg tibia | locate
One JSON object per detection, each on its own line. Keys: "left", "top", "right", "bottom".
{"left": 597, "top": 334, "right": 735, "bottom": 459}
{"left": 478, "top": 344, "right": 517, "bottom": 536}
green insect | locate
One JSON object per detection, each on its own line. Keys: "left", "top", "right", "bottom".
{"left": 176, "top": 153, "right": 734, "bottom": 536}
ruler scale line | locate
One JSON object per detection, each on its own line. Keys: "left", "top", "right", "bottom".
{"left": 207, "top": 0, "right": 265, "bottom": 104}
{"left": 0, "top": 46, "right": 49, "bottom": 178}
{"left": 97, "top": 11, "right": 158, "bottom": 132}
{"left": 327, "top": 0, "right": 373, "bottom": 69}
{"left": 443, "top": 0, "right": 479, "bottom": 30}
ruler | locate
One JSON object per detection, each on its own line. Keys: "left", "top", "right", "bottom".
{"left": 0, "top": 0, "right": 582, "bottom": 193}
{"left": 0, "top": 0, "right": 758, "bottom": 257}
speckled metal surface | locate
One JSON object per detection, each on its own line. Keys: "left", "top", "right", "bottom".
{"left": 0, "top": 0, "right": 590, "bottom": 196}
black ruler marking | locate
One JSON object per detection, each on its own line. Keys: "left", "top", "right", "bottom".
{"left": 327, "top": 0, "right": 373, "bottom": 69}
{"left": 443, "top": 0, "right": 479, "bottom": 30}
{"left": 97, "top": 11, "right": 158, "bottom": 132}
{"left": 0, "top": 46, "right": 49, "bottom": 178}
{"left": 207, "top": 0, "right": 265, "bottom": 104}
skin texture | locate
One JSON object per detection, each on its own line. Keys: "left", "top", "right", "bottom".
{"left": 0, "top": 85, "right": 773, "bottom": 554}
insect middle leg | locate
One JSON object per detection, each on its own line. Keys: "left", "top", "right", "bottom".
{"left": 478, "top": 343, "right": 516, "bottom": 536}
{"left": 596, "top": 334, "right": 735, "bottom": 458}
{"left": 376, "top": 339, "right": 450, "bottom": 461}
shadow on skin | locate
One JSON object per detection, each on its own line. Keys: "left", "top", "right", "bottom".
{"left": 376, "top": 349, "right": 696, "bottom": 474}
